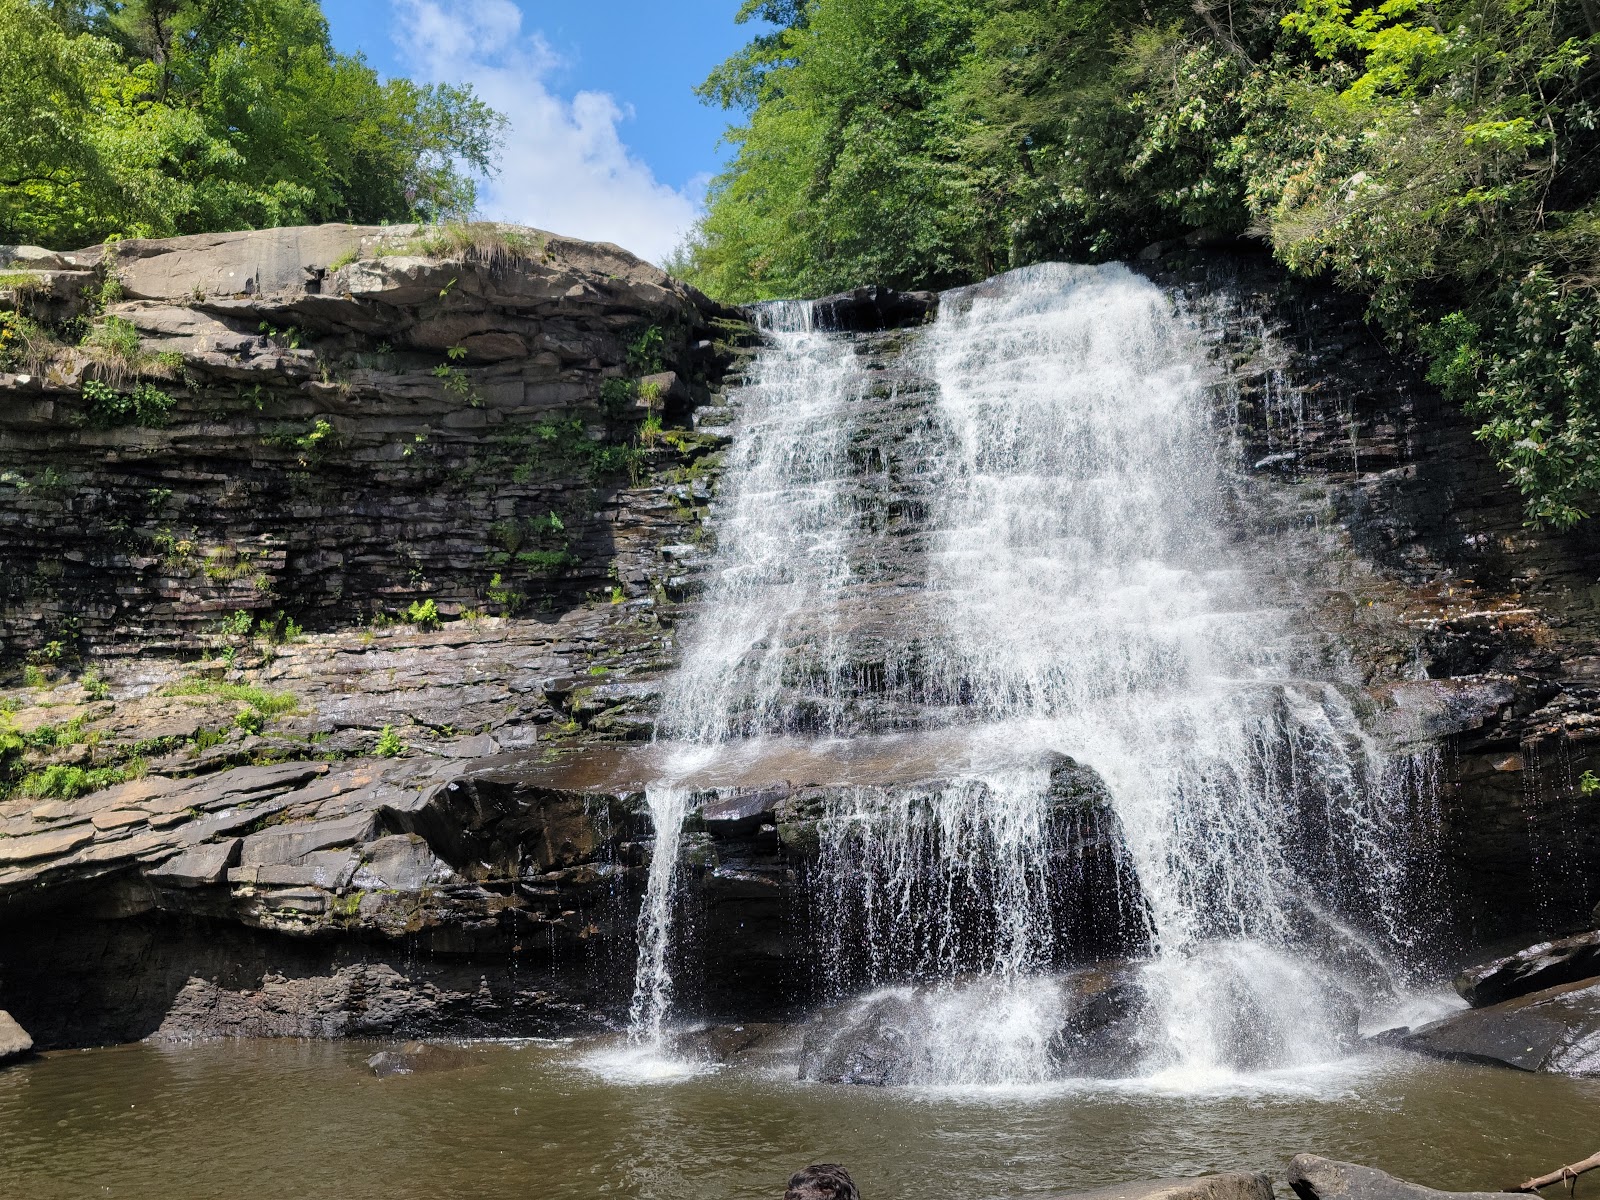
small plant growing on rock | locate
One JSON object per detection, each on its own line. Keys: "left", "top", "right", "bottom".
{"left": 403, "top": 599, "right": 440, "bottom": 629}
{"left": 375, "top": 725, "right": 404, "bottom": 757}
{"left": 79, "top": 668, "right": 111, "bottom": 701}
{"left": 84, "top": 379, "right": 175, "bottom": 427}
{"left": 234, "top": 708, "right": 265, "bottom": 735}
{"left": 219, "top": 610, "right": 255, "bottom": 637}
{"left": 1581, "top": 770, "right": 1600, "bottom": 797}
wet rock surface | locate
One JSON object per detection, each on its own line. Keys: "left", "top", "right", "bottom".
{"left": 1400, "top": 976, "right": 1600, "bottom": 1074}
{"left": 1455, "top": 929, "right": 1600, "bottom": 1007}
{"left": 1286, "top": 1155, "right": 1519, "bottom": 1200}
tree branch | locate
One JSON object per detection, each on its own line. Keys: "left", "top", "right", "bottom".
{"left": 1522, "top": 1150, "right": 1600, "bottom": 1193}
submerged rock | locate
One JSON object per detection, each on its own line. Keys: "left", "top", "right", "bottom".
{"left": 1051, "top": 1174, "right": 1273, "bottom": 1200}
{"left": 0, "top": 1010, "right": 34, "bottom": 1064}
{"left": 785, "top": 1164, "right": 860, "bottom": 1200}
{"left": 1455, "top": 929, "right": 1600, "bottom": 1007}
{"left": 1287, "top": 1154, "right": 1518, "bottom": 1200}
{"left": 1400, "top": 977, "right": 1600, "bottom": 1074}
{"left": 365, "top": 1040, "right": 483, "bottom": 1077}
{"left": 668, "top": 1022, "right": 791, "bottom": 1065}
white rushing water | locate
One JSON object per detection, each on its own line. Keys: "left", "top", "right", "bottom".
{"left": 625, "top": 264, "right": 1437, "bottom": 1083}
{"left": 624, "top": 300, "right": 865, "bottom": 1047}
{"left": 901, "top": 263, "right": 1431, "bottom": 1081}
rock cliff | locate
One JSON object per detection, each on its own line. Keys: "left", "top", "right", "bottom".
{"left": 2, "top": 229, "right": 1599, "bottom": 1052}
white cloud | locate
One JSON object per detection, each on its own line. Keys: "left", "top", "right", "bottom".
{"left": 390, "top": 0, "right": 701, "bottom": 265}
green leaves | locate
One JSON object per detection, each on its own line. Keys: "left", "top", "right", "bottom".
{"left": 0, "top": 0, "right": 504, "bottom": 247}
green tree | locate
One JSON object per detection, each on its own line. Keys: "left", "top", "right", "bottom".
{"left": 0, "top": 0, "right": 505, "bottom": 247}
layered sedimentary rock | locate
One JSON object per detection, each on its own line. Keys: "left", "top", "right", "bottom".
{"left": 3, "top": 230, "right": 1600, "bottom": 1052}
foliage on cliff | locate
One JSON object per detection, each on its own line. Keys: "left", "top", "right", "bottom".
{"left": 0, "top": 0, "right": 502, "bottom": 249}
{"left": 682, "top": 0, "right": 1600, "bottom": 527}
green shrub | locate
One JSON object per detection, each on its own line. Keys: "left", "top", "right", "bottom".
{"left": 403, "top": 598, "right": 440, "bottom": 629}
{"left": 84, "top": 379, "right": 175, "bottom": 427}
{"left": 375, "top": 725, "right": 404, "bottom": 757}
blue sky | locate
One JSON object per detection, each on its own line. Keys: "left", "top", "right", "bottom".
{"left": 324, "top": 1, "right": 763, "bottom": 264}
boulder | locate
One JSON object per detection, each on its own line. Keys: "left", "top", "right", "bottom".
{"left": 0, "top": 1010, "right": 34, "bottom": 1064}
{"left": 1287, "top": 1155, "right": 1518, "bottom": 1200}
{"left": 785, "top": 1164, "right": 860, "bottom": 1200}
{"left": 1400, "top": 977, "right": 1600, "bottom": 1074}
{"left": 669, "top": 1022, "right": 790, "bottom": 1064}
{"left": 365, "top": 1040, "right": 482, "bottom": 1077}
{"left": 801, "top": 990, "right": 917, "bottom": 1086}
{"left": 1455, "top": 930, "right": 1600, "bottom": 1007}
{"left": 1051, "top": 1175, "right": 1273, "bottom": 1200}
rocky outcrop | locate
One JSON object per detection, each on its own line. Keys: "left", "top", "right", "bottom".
{"left": 805, "top": 285, "right": 938, "bottom": 331}
{"left": 5, "top": 227, "right": 1600, "bottom": 1052}
{"left": 0, "top": 223, "right": 744, "bottom": 657}
{"left": 1399, "top": 976, "right": 1600, "bottom": 1074}
{"left": 1286, "top": 1155, "right": 1519, "bottom": 1200}
{"left": 1455, "top": 929, "right": 1600, "bottom": 1007}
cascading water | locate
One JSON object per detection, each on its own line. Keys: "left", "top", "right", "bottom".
{"left": 625, "top": 300, "right": 865, "bottom": 1047}
{"left": 625, "top": 263, "right": 1439, "bottom": 1083}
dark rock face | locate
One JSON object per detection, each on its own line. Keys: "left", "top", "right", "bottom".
{"left": 1286, "top": 1154, "right": 1518, "bottom": 1200}
{"left": 804, "top": 285, "right": 937, "bottom": 331}
{"left": 1455, "top": 929, "right": 1600, "bottom": 1007}
{"left": 1051, "top": 1175, "right": 1274, "bottom": 1200}
{"left": 1400, "top": 977, "right": 1600, "bottom": 1074}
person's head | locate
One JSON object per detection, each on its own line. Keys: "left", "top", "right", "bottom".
{"left": 785, "top": 1163, "right": 860, "bottom": 1200}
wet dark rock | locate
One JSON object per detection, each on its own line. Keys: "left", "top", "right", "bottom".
{"left": 1287, "top": 1154, "right": 1518, "bottom": 1200}
{"left": 800, "top": 991, "right": 918, "bottom": 1086}
{"left": 1455, "top": 929, "right": 1600, "bottom": 1007}
{"left": 1050, "top": 1174, "right": 1273, "bottom": 1200}
{"left": 805, "top": 285, "right": 937, "bottom": 331}
{"left": 0, "top": 1010, "right": 33, "bottom": 1064}
{"left": 365, "top": 1040, "right": 483, "bottom": 1077}
{"left": 1044, "top": 965, "right": 1152, "bottom": 1078}
{"left": 800, "top": 966, "right": 1153, "bottom": 1086}
{"left": 667, "top": 1021, "right": 790, "bottom": 1064}
{"left": 1400, "top": 977, "right": 1600, "bottom": 1074}
{"left": 785, "top": 1164, "right": 860, "bottom": 1200}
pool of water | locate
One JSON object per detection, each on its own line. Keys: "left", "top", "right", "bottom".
{"left": 1, "top": 1037, "right": 1593, "bottom": 1200}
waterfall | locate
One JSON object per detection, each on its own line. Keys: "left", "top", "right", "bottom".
{"left": 626, "top": 264, "right": 1438, "bottom": 1081}
{"left": 625, "top": 299, "right": 865, "bottom": 1046}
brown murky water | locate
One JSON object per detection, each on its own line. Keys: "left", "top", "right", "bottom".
{"left": 0, "top": 1037, "right": 1594, "bottom": 1200}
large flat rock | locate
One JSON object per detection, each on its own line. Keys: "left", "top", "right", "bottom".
{"left": 1287, "top": 1155, "right": 1517, "bottom": 1200}
{"left": 1401, "top": 977, "right": 1600, "bottom": 1073}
